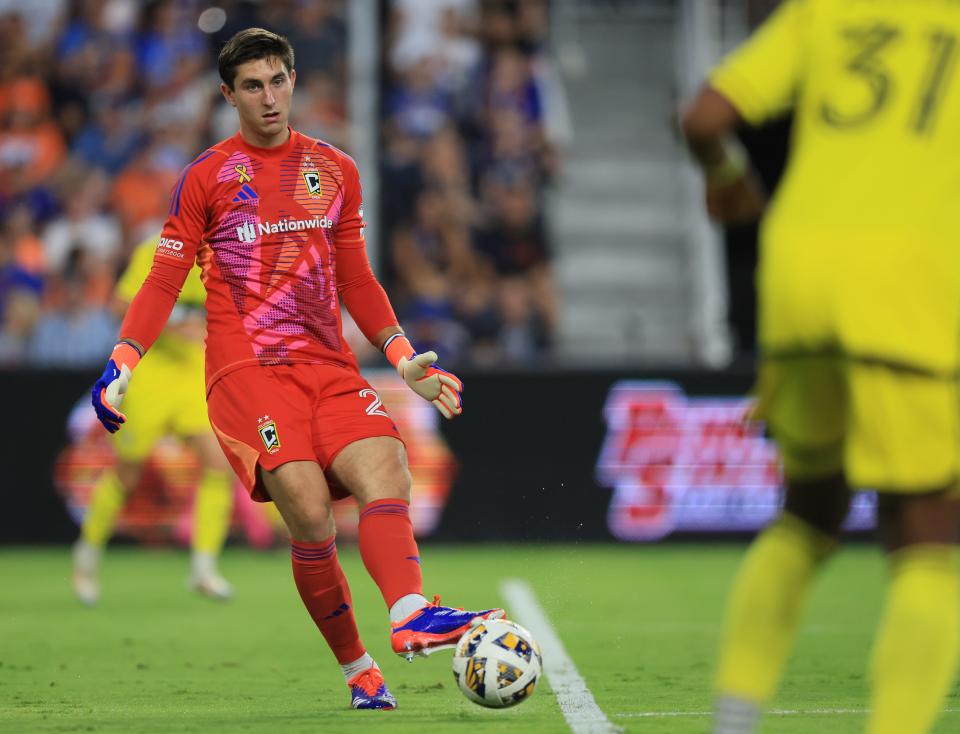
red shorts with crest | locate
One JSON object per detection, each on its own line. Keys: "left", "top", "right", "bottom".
{"left": 207, "top": 363, "right": 402, "bottom": 502}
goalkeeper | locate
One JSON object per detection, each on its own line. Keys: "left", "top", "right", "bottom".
{"left": 73, "top": 235, "right": 234, "bottom": 604}
{"left": 87, "top": 25, "right": 505, "bottom": 712}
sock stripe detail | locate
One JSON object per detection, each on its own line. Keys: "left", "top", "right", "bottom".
{"left": 292, "top": 545, "right": 336, "bottom": 555}
{"left": 360, "top": 505, "right": 410, "bottom": 520}
{"left": 291, "top": 538, "right": 337, "bottom": 550}
{"left": 360, "top": 501, "right": 409, "bottom": 516}
{"left": 291, "top": 539, "right": 337, "bottom": 561}
{"left": 361, "top": 509, "right": 410, "bottom": 518}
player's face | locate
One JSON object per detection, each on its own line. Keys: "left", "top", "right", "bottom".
{"left": 222, "top": 56, "right": 296, "bottom": 147}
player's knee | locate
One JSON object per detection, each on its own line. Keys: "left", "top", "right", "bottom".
{"left": 285, "top": 502, "right": 334, "bottom": 542}
{"left": 333, "top": 437, "right": 412, "bottom": 505}
{"left": 355, "top": 474, "right": 411, "bottom": 507}
{"left": 876, "top": 490, "right": 960, "bottom": 553}
{"left": 783, "top": 474, "right": 851, "bottom": 539}
{"left": 348, "top": 459, "right": 412, "bottom": 506}
{"left": 114, "top": 462, "right": 144, "bottom": 494}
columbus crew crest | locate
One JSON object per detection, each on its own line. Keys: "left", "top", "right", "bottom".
{"left": 257, "top": 416, "right": 281, "bottom": 453}
{"left": 302, "top": 170, "right": 322, "bottom": 197}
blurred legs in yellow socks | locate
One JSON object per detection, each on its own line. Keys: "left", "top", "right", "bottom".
{"left": 72, "top": 470, "right": 130, "bottom": 605}
{"left": 866, "top": 544, "right": 959, "bottom": 734}
{"left": 72, "top": 461, "right": 235, "bottom": 604}
{"left": 712, "top": 512, "right": 837, "bottom": 733}
{"left": 80, "top": 471, "right": 127, "bottom": 549}
{"left": 189, "top": 469, "right": 235, "bottom": 600}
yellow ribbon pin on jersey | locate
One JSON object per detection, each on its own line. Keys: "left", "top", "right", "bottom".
{"left": 235, "top": 164, "right": 251, "bottom": 184}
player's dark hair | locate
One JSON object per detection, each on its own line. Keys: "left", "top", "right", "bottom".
{"left": 218, "top": 28, "right": 295, "bottom": 90}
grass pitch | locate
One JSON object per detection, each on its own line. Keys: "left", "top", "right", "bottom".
{"left": 1, "top": 543, "right": 959, "bottom": 733}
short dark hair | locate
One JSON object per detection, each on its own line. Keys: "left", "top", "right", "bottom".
{"left": 218, "top": 28, "right": 295, "bottom": 89}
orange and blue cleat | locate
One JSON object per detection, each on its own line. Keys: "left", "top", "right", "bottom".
{"left": 391, "top": 595, "right": 505, "bottom": 661}
{"left": 348, "top": 666, "right": 397, "bottom": 710}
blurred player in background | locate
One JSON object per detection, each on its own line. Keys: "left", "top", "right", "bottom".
{"left": 73, "top": 236, "right": 234, "bottom": 605}
{"left": 682, "top": 2, "right": 960, "bottom": 733}
{"left": 88, "top": 28, "right": 503, "bottom": 711}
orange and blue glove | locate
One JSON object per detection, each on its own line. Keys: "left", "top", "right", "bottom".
{"left": 384, "top": 334, "right": 463, "bottom": 419}
{"left": 91, "top": 342, "right": 141, "bottom": 433}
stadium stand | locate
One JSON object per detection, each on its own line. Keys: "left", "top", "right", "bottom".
{"left": 0, "top": 0, "right": 567, "bottom": 369}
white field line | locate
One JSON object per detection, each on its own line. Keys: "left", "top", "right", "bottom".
{"left": 501, "top": 579, "right": 621, "bottom": 734}
{"left": 614, "top": 707, "right": 960, "bottom": 718}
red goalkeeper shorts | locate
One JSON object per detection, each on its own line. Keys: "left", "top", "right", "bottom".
{"left": 207, "top": 363, "right": 402, "bottom": 502}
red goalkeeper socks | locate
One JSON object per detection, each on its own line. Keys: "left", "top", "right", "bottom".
{"left": 358, "top": 499, "right": 423, "bottom": 608}
{"left": 290, "top": 538, "right": 366, "bottom": 664}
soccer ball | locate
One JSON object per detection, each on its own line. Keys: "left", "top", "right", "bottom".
{"left": 452, "top": 618, "right": 542, "bottom": 708}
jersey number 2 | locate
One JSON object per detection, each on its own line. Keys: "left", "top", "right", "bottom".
{"left": 821, "top": 23, "right": 958, "bottom": 134}
{"left": 360, "top": 388, "right": 389, "bottom": 418}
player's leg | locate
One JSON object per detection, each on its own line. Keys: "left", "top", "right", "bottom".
{"left": 713, "top": 476, "right": 849, "bottom": 732}
{"left": 866, "top": 491, "right": 960, "bottom": 734}
{"left": 75, "top": 354, "right": 177, "bottom": 604}
{"left": 713, "top": 355, "right": 847, "bottom": 734}
{"left": 330, "top": 436, "right": 421, "bottom": 611}
{"left": 328, "top": 436, "right": 504, "bottom": 660}
{"left": 859, "top": 370, "right": 960, "bottom": 734}
{"left": 72, "top": 459, "right": 144, "bottom": 605}
{"left": 169, "top": 343, "right": 236, "bottom": 599}
{"left": 260, "top": 459, "right": 396, "bottom": 710}
{"left": 844, "top": 362, "right": 960, "bottom": 734}
{"left": 184, "top": 432, "right": 234, "bottom": 600}
{"left": 207, "top": 366, "right": 395, "bottom": 709}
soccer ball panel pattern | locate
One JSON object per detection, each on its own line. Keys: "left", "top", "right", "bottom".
{"left": 451, "top": 619, "right": 542, "bottom": 708}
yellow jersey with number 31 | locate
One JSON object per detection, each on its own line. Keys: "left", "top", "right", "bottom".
{"left": 710, "top": 0, "right": 960, "bottom": 371}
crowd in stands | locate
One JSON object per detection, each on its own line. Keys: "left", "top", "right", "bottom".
{"left": 381, "top": 0, "right": 566, "bottom": 365}
{"left": 0, "top": 0, "right": 566, "bottom": 369}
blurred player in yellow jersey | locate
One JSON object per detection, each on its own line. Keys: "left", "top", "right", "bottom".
{"left": 72, "top": 236, "right": 234, "bottom": 604}
{"left": 682, "top": 1, "right": 960, "bottom": 732}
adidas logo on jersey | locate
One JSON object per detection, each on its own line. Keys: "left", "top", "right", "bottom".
{"left": 235, "top": 216, "right": 334, "bottom": 243}
{"left": 233, "top": 184, "right": 258, "bottom": 202}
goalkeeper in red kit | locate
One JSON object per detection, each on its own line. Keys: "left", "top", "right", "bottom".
{"left": 89, "top": 28, "right": 503, "bottom": 710}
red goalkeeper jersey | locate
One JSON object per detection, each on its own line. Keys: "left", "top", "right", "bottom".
{"left": 120, "top": 129, "right": 398, "bottom": 391}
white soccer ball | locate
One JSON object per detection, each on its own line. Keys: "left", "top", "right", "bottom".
{"left": 452, "top": 618, "right": 542, "bottom": 708}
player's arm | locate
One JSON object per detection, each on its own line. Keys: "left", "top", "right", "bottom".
{"left": 680, "top": 0, "right": 805, "bottom": 223}
{"left": 335, "top": 157, "right": 462, "bottom": 419}
{"left": 681, "top": 89, "right": 767, "bottom": 223}
{"left": 91, "top": 160, "right": 209, "bottom": 433}
{"left": 91, "top": 250, "right": 193, "bottom": 433}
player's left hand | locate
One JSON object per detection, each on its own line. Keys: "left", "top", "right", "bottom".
{"left": 706, "top": 172, "right": 767, "bottom": 224}
{"left": 397, "top": 352, "right": 463, "bottom": 419}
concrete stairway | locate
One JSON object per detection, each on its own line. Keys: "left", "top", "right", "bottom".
{"left": 548, "top": 2, "right": 722, "bottom": 366}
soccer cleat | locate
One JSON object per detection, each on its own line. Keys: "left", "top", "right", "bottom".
{"left": 188, "top": 572, "right": 234, "bottom": 601}
{"left": 72, "top": 540, "right": 101, "bottom": 606}
{"left": 391, "top": 595, "right": 505, "bottom": 661}
{"left": 348, "top": 666, "right": 397, "bottom": 710}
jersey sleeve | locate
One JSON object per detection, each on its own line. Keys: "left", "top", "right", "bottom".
{"left": 334, "top": 154, "right": 366, "bottom": 250}
{"left": 332, "top": 155, "right": 398, "bottom": 340}
{"left": 709, "top": 0, "right": 808, "bottom": 124}
{"left": 337, "top": 246, "right": 399, "bottom": 342}
{"left": 118, "top": 155, "right": 210, "bottom": 351}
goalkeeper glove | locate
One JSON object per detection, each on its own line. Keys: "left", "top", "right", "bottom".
{"left": 91, "top": 342, "right": 141, "bottom": 433}
{"left": 383, "top": 334, "right": 463, "bottom": 419}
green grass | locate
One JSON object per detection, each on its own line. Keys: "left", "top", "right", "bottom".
{"left": 1, "top": 544, "right": 958, "bottom": 733}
